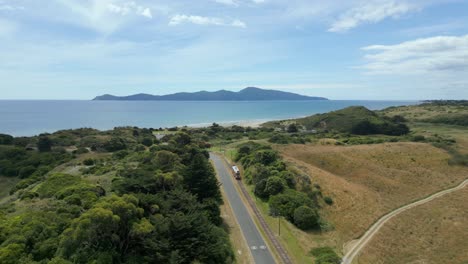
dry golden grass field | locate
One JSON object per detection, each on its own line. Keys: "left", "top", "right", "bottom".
{"left": 277, "top": 142, "right": 468, "bottom": 252}
{"left": 357, "top": 187, "right": 468, "bottom": 264}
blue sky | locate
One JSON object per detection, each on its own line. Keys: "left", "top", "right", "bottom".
{"left": 0, "top": 0, "right": 467, "bottom": 100}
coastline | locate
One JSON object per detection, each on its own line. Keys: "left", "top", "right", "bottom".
{"left": 0, "top": 100, "right": 419, "bottom": 137}
{"left": 187, "top": 119, "right": 271, "bottom": 128}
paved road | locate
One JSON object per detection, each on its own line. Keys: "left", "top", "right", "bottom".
{"left": 342, "top": 178, "right": 468, "bottom": 264}
{"left": 210, "top": 153, "right": 276, "bottom": 264}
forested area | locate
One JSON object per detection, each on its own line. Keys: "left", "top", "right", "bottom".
{"left": 0, "top": 128, "right": 233, "bottom": 264}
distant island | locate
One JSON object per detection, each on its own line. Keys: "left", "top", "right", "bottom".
{"left": 93, "top": 87, "right": 328, "bottom": 101}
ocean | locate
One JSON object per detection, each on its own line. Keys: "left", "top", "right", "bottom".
{"left": 0, "top": 100, "right": 418, "bottom": 136}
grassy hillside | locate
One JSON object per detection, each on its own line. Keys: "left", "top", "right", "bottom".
{"left": 359, "top": 187, "right": 468, "bottom": 264}
{"left": 381, "top": 101, "right": 468, "bottom": 126}
{"left": 279, "top": 143, "right": 468, "bottom": 244}
{"left": 265, "top": 106, "right": 409, "bottom": 136}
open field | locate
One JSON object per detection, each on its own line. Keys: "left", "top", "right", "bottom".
{"left": 381, "top": 104, "right": 468, "bottom": 121}
{"left": 410, "top": 123, "right": 468, "bottom": 154}
{"left": 277, "top": 142, "right": 468, "bottom": 254}
{"left": 358, "top": 187, "right": 468, "bottom": 264}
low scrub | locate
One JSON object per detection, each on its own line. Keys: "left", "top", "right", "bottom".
{"left": 309, "top": 247, "right": 341, "bottom": 264}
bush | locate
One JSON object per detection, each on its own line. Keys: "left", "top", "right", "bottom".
{"left": 309, "top": 247, "right": 341, "bottom": 264}
{"left": 254, "top": 179, "right": 268, "bottom": 198}
{"left": 74, "top": 147, "right": 89, "bottom": 154}
{"left": 140, "top": 137, "right": 154, "bottom": 147}
{"left": 269, "top": 134, "right": 289, "bottom": 144}
{"left": 103, "top": 137, "right": 127, "bottom": 152}
{"left": 287, "top": 124, "right": 299, "bottom": 133}
{"left": 269, "top": 190, "right": 315, "bottom": 222}
{"left": 134, "top": 144, "right": 146, "bottom": 152}
{"left": 82, "top": 159, "right": 95, "bottom": 166}
{"left": 265, "top": 176, "right": 286, "bottom": 196}
{"left": 323, "top": 196, "right": 334, "bottom": 205}
{"left": 113, "top": 150, "right": 129, "bottom": 159}
{"left": 37, "top": 136, "right": 52, "bottom": 152}
{"left": 293, "top": 206, "right": 320, "bottom": 230}
{"left": 412, "top": 135, "right": 426, "bottom": 142}
{"left": 0, "top": 134, "right": 14, "bottom": 145}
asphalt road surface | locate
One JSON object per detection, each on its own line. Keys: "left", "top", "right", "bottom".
{"left": 210, "top": 153, "right": 276, "bottom": 264}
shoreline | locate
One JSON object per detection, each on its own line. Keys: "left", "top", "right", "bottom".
{"left": 187, "top": 119, "right": 272, "bottom": 128}
{"left": 0, "top": 101, "right": 421, "bottom": 137}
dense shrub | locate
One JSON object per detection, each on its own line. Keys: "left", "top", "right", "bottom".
{"left": 0, "top": 147, "right": 71, "bottom": 178}
{"left": 82, "top": 159, "right": 95, "bottom": 166}
{"left": 293, "top": 206, "right": 320, "bottom": 230}
{"left": 103, "top": 137, "right": 127, "bottom": 152}
{"left": 269, "top": 190, "right": 315, "bottom": 223}
{"left": 287, "top": 124, "right": 299, "bottom": 133}
{"left": 324, "top": 196, "right": 334, "bottom": 205}
{"left": 0, "top": 134, "right": 14, "bottom": 145}
{"left": 265, "top": 176, "right": 286, "bottom": 196}
{"left": 37, "top": 136, "right": 52, "bottom": 152}
{"left": 73, "top": 147, "right": 89, "bottom": 154}
{"left": 309, "top": 247, "right": 341, "bottom": 264}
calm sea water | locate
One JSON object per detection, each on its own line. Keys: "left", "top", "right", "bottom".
{"left": 0, "top": 100, "right": 418, "bottom": 136}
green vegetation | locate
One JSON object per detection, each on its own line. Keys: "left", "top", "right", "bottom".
{"left": 309, "top": 247, "right": 341, "bottom": 264}
{"left": 265, "top": 106, "right": 409, "bottom": 136}
{"left": 0, "top": 128, "right": 234, "bottom": 264}
{"left": 422, "top": 114, "right": 468, "bottom": 126}
{"left": 235, "top": 142, "right": 325, "bottom": 230}
{"left": 0, "top": 134, "right": 14, "bottom": 145}
{"left": 381, "top": 100, "right": 468, "bottom": 127}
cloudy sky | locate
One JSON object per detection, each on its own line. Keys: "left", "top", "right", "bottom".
{"left": 1, "top": 0, "right": 467, "bottom": 100}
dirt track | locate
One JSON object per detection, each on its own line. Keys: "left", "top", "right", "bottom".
{"left": 341, "top": 178, "right": 468, "bottom": 264}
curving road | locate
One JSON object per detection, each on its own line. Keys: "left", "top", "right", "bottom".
{"left": 210, "top": 153, "right": 277, "bottom": 264}
{"left": 342, "top": 178, "right": 468, "bottom": 264}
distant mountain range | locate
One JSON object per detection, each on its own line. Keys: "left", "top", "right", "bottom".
{"left": 93, "top": 87, "right": 328, "bottom": 101}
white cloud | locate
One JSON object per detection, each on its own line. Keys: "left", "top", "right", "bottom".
{"left": 328, "top": 1, "right": 418, "bottom": 32}
{"left": 54, "top": 0, "right": 152, "bottom": 34}
{"left": 360, "top": 34, "right": 468, "bottom": 74}
{"left": 213, "top": 0, "right": 265, "bottom": 6}
{"left": 107, "top": 1, "right": 152, "bottom": 18}
{"left": 214, "top": 0, "right": 238, "bottom": 6}
{"left": 141, "top": 8, "right": 152, "bottom": 18}
{"left": 169, "top": 15, "right": 246, "bottom": 28}
{"left": 0, "top": 4, "right": 24, "bottom": 11}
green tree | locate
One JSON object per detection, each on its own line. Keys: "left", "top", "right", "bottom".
{"left": 153, "top": 150, "right": 180, "bottom": 172}
{"left": 37, "top": 136, "right": 52, "bottom": 152}
{"left": 0, "top": 134, "right": 13, "bottom": 145}
{"left": 254, "top": 179, "right": 268, "bottom": 198}
{"left": 269, "top": 190, "right": 314, "bottom": 222}
{"left": 103, "top": 137, "right": 127, "bottom": 152}
{"left": 58, "top": 195, "right": 145, "bottom": 263}
{"left": 265, "top": 176, "right": 286, "bottom": 196}
{"left": 293, "top": 206, "right": 320, "bottom": 230}
{"left": 140, "top": 137, "right": 154, "bottom": 147}
{"left": 183, "top": 153, "right": 221, "bottom": 203}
